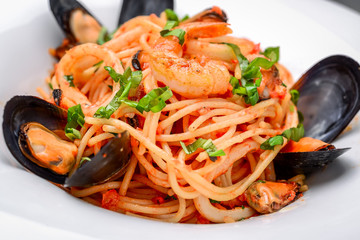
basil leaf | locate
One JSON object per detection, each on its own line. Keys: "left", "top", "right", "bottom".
{"left": 180, "top": 138, "right": 225, "bottom": 162}
{"left": 136, "top": 86, "right": 173, "bottom": 113}
{"left": 97, "top": 27, "right": 113, "bottom": 45}
{"left": 222, "top": 42, "right": 249, "bottom": 72}
{"left": 245, "top": 57, "right": 274, "bottom": 73}
{"left": 243, "top": 84, "right": 259, "bottom": 106}
{"left": 222, "top": 43, "right": 282, "bottom": 106}
{"left": 229, "top": 76, "right": 241, "bottom": 94}
{"left": 164, "top": 194, "right": 177, "bottom": 200}
{"left": 261, "top": 124, "right": 305, "bottom": 150}
{"left": 105, "top": 66, "right": 142, "bottom": 88}
{"left": 93, "top": 60, "right": 104, "bottom": 68}
{"left": 66, "top": 104, "right": 85, "bottom": 128}
{"left": 64, "top": 75, "right": 75, "bottom": 87}
{"left": 260, "top": 135, "right": 284, "bottom": 150}
{"left": 164, "top": 9, "right": 179, "bottom": 21}
{"left": 262, "top": 47, "right": 280, "bottom": 63}
{"left": 161, "top": 29, "right": 186, "bottom": 46}
{"left": 298, "top": 110, "right": 304, "bottom": 124}
{"left": 181, "top": 15, "right": 189, "bottom": 22}
{"left": 94, "top": 82, "right": 131, "bottom": 119}
{"left": 65, "top": 128, "right": 81, "bottom": 141}
{"left": 160, "top": 20, "right": 179, "bottom": 36}
{"left": 290, "top": 89, "right": 300, "bottom": 106}
{"left": 209, "top": 199, "right": 221, "bottom": 204}
{"left": 282, "top": 124, "right": 304, "bottom": 142}
{"left": 104, "top": 66, "right": 121, "bottom": 83}
{"left": 48, "top": 83, "right": 53, "bottom": 90}
{"left": 64, "top": 104, "right": 85, "bottom": 140}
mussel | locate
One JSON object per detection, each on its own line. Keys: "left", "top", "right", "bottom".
{"left": 118, "top": 0, "right": 174, "bottom": 25}
{"left": 50, "top": 0, "right": 175, "bottom": 43}
{"left": 274, "top": 55, "right": 360, "bottom": 179}
{"left": 2, "top": 96, "right": 131, "bottom": 187}
{"left": 181, "top": 6, "right": 228, "bottom": 23}
{"left": 245, "top": 180, "right": 300, "bottom": 214}
{"left": 49, "top": 0, "right": 174, "bottom": 58}
{"left": 50, "top": 0, "right": 102, "bottom": 44}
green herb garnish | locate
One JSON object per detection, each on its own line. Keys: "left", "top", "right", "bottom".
{"left": 164, "top": 9, "right": 179, "bottom": 21}
{"left": 135, "top": 86, "right": 173, "bottom": 113}
{"left": 65, "top": 104, "right": 85, "bottom": 140}
{"left": 97, "top": 27, "right": 114, "bottom": 45}
{"left": 180, "top": 138, "right": 225, "bottom": 162}
{"left": 94, "top": 66, "right": 172, "bottom": 118}
{"left": 210, "top": 199, "right": 221, "bottom": 204}
{"left": 64, "top": 75, "right": 75, "bottom": 87}
{"left": 256, "top": 180, "right": 266, "bottom": 183}
{"left": 260, "top": 124, "right": 305, "bottom": 150}
{"left": 180, "top": 15, "right": 189, "bottom": 22}
{"left": 160, "top": 9, "right": 186, "bottom": 45}
{"left": 161, "top": 29, "right": 186, "bottom": 46}
{"left": 48, "top": 82, "right": 53, "bottom": 90}
{"left": 290, "top": 89, "right": 300, "bottom": 106}
{"left": 224, "top": 44, "right": 280, "bottom": 106}
{"left": 164, "top": 194, "right": 177, "bottom": 200}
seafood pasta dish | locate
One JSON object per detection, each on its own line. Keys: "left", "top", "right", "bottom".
{"left": 4, "top": 3, "right": 348, "bottom": 224}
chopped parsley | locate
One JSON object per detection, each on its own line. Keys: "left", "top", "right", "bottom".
{"left": 180, "top": 138, "right": 225, "bottom": 162}
{"left": 64, "top": 75, "right": 75, "bottom": 87}
{"left": 210, "top": 199, "right": 221, "bottom": 204}
{"left": 160, "top": 9, "right": 187, "bottom": 45}
{"left": 94, "top": 67, "right": 172, "bottom": 118}
{"left": 97, "top": 27, "right": 114, "bottom": 45}
{"left": 164, "top": 194, "right": 177, "bottom": 200}
{"left": 260, "top": 124, "right": 305, "bottom": 150}
{"left": 65, "top": 104, "right": 85, "bottom": 140}
{"left": 225, "top": 43, "right": 279, "bottom": 105}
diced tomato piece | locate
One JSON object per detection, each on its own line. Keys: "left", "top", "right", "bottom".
{"left": 102, "top": 189, "right": 120, "bottom": 211}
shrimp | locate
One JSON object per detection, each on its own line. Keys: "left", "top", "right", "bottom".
{"left": 149, "top": 22, "right": 232, "bottom": 98}
{"left": 258, "top": 66, "right": 287, "bottom": 99}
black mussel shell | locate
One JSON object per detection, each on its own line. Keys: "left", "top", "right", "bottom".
{"left": 118, "top": 0, "right": 174, "bottom": 25}
{"left": 186, "top": 7, "right": 228, "bottom": 23}
{"left": 3, "top": 96, "right": 131, "bottom": 187}
{"left": 202, "top": 7, "right": 228, "bottom": 22}
{"left": 293, "top": 55, "right": 360, "bottom": 143}
{"left": 3, "top": 96, "right": 68, "bottom": 184}
{"left": 274, "top": 147, "right": 350, "bottom": 179}
{"left": 65, "top": 131, "right": 131, "bottom": 187}
{"left": 49, "top": 0, "right": 101, "bottom": 43}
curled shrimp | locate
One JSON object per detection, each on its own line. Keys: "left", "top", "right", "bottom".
{"left": 149, "top": 22, "right": 232, "bottom": 98}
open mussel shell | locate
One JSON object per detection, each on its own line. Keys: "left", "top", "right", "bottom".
{"left": 49, "top": 0, "right": 102, "bottom": 43}
{"left": 118, "top": 0, "right": 174, "bottom": 25}
{"left": 65, "top": 131, "right": 130, "bottom": 187}
{"left": 274, "top": 55, "right": 359, "bottom": 179}
{"left": 3, "top": 96, "right": 68, "bottom": 184}
{"left": 274, "top": 147, "right": 350, "bottom": 179}
{"left": 293, "top": 55, "right": 360, "bottom": 143}
{"left": 3, "top": 96, "right": 131, "bottom": 187}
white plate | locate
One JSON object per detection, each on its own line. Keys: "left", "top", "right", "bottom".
{"left": 0, "top": 0, "right": 360, "bottom": 239}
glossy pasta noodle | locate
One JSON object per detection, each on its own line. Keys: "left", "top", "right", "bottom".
{"left": 37, "top": 6, "right": 307, "bottom": 223}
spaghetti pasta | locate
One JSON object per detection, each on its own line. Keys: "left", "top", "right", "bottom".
{"left": 40, "top": 6, "right": 308, "bottom": 223}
